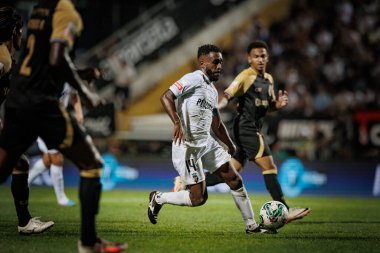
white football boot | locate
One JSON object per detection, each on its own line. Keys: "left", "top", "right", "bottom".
{"left": 18, "top": 217, "right": 54, "bottom": 234}
{"left": 287, "top": 207, "right": 311, "bottom": 223}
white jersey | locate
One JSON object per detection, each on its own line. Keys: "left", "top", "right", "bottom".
{"left": 169, "top": 70, "right": 218, "bottom": 147}
{"left": 59, "top": 82, "right": 72, "bottom": 107}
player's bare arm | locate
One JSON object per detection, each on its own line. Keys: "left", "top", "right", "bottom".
{"left": 160, "top": 89, "right": 184, "bottom": 144}
{"left": 71, "top": 91, "right": 84, "bottom": 125}
{"left": 218, "top": 93, "right": 232, "bottom": 110}
{"left": 211, "top": 108, "right": 236, "bottom": 155}
{"left": 49, "top": 42, "right": 103, "bottom": 108}
{"left": 270, "top": 90, "right": 288, "bottom": 111}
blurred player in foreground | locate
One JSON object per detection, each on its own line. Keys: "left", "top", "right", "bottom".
{"left": 0, "top": 4, "right": 54, "bottom": 234}
{"left": 0, "top": 1, "right": 127, "bottom": 252}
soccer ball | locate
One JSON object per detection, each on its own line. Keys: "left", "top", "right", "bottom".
{"left": 259, "top": 201, "right": 289, "bottom": 228}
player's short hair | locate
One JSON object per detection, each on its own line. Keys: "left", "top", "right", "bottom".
{"left": 247, "top": 40, "right": 269, "bottom": 54}
{"left": 197, "top": 44, "right": 221, "bottom": 59}
{"left": 0, "top": 6, "right": 22, "bottom": 43}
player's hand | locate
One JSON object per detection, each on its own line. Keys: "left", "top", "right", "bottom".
{"left": 227, "top": 143, "right": 236, "bottom": 156}
{"left": 173, "top": 121, "right": 184, "bottom": 145}
{"left": 75, "top": 112, "right": 84, "bottom": 126}
{"left": 277, "top": 90, "right": 288, "bottom": 108}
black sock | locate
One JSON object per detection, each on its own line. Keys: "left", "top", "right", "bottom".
{"left": 80, "top": 177, "right": 102, "bottom": 246}
{"left": 11, "top": 174, "right": 32, "bottom": 227}
{"left": 205, "top": 172, "right": 224, "bottom": 187}
{"left": 263, "top": 173, "right": 289, "bottom": 209}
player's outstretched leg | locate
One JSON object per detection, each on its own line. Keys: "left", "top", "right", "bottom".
{"left": 148, "top": 182, "right": 205, "bottom": 224}
{"left": 255, "top": 156, "right": 311, "bottom": 223}
{"left": 287, "top": 207, "right": 311, "bottom": 223}
{"left": 216, "top": 162, "right": 277, "bottom": 234}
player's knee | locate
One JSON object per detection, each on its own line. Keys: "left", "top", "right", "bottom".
{"left": 227, "top": 175, "right": 243, "bottom": 191}
{"left": 14, "top": 155, "right": 30, "bottom": 172}
{"left": 199, "top": 193, "right": 208, "bottom": 206}
{"left": 191, "top": 198, "right": 205, "bottom": 207}
{"left": 50, "top": 153, "right": 64, "bottom": 166}
{"left": 190, "top": 192, "right": 208, "bottom": 206}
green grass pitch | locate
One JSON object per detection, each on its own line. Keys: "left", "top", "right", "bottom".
{"left": 1, "top": 187, "right": 379, "bottom": 253}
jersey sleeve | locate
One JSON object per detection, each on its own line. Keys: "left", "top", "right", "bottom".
{"left": 224, "top": 71, "right": 247, "bottom": 98}
{"left": 50, "top": 0, "right": 83, "bottom": 50}
{"left": 169, "top": 74, "right": 196, "bottom": 98}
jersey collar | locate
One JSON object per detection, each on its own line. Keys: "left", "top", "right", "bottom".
{"left": 198, "top": 70, "right": 212, "bottom": 85}
{"left": 248, "top": 66, "right": 267, "bottom": 78}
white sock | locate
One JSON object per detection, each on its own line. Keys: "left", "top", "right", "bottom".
{"left": 156, "top": 191, "right": 192, "bottom": 206}
{"left": 28, "top": 159, "right": 48, "bottom": 185}
{"left": 230, "top": 186, "right": 256, "bottom": 227}
{"left": 50, "top": 165, "right": 69, "bottom": 204}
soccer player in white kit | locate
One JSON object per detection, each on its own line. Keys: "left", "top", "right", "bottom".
{"left": 148, "top": 44, "right": 276, "bottom": 234}
{"left": 28, "top": 83, "right": 83, "bottom": 206}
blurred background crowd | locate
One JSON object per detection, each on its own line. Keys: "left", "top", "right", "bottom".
{"left": 4, "top": 0, "right": 380, "bottom": 162}
{"left": 220, "top": 0, "right": 379, "bottom": 117}
{"left": 216, "top": 0, "right": 379, "bottom": 161}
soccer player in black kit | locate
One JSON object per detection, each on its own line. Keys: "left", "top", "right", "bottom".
{"left": 0, "top": 5, "right": 54, "bottom": 234}
{"left": 0, "top": 1, "right": 127, "bottom": 252}
{"left": 218, "top": 40, "right": 310, "bottom": 222}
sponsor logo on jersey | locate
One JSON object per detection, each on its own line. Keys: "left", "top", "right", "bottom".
{"left": 174, "top": 81, "right": 183, "bottom": 90}
{"left": 196, "top": 98, "right": 213, "bottom": 110}
{"left": 255, "top": 98, "right": 269, "bottom": 107}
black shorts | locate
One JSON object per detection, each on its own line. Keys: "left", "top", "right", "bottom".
{"left": 0, "top": 100, "right": 86, "bottom": 160}
{"left": 229, "top": 116, "right": 272, "bottom": 166}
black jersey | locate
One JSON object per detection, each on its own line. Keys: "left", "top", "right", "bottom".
{"left": 6, "top": 0, "right": 82, "bottom": 108}
{"left": 0, "top": 43, "right": 13, "bottom": 105}
{"left": 225, "top": 67, "right": 276, "bottom": 131}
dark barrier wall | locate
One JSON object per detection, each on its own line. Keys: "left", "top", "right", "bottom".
{"left": 43, "top": 158, "right": 379, "bottom": 197}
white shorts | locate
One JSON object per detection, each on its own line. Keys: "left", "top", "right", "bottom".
{"left": 172, "top": 136, "right": 231, "bottom": 186}
{"left": 37, "top": 137, "right": 59, "bottom": 154}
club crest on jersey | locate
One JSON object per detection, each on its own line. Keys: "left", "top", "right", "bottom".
{"left": 64, "top": 22, "right": 77, "bottom": 42}
{"left": 192, "top": 172, "right": 199, "bottom": 183}
{"left": 230, "top": 80, "right": 239, "bottom": 89}
{"left": 174, "top": 81, "right": 183, "bottom": 90}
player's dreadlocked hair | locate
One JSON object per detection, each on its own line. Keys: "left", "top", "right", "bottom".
{"left": 247, "top": 40, "right": 269, "bottom": 54}
{"left": 197, "top": 44, "right": 221, "bottom": 59}
{"left": 0, "top": 6, "right": 22, "bottom": 43}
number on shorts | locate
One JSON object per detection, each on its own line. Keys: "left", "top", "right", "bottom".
{"left": 20, "top": 34, "right": 36, "bottom": 76}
